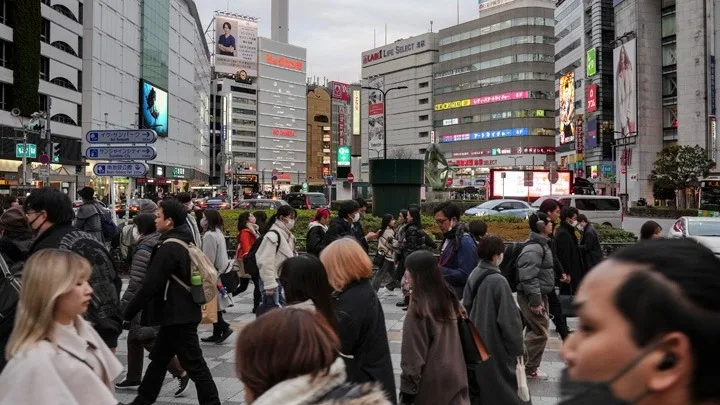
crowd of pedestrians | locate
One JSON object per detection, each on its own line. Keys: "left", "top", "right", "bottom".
{"left": 0, "top": 190, "right": 718, "bottom": 405}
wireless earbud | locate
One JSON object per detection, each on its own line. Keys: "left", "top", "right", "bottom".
{"left": 657, "top": 354, "right": 677, "bottom": 371}
{"left": 535, "top": 220, "right": 546, "bottom": 233}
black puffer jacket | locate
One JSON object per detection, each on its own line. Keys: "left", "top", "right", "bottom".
{"left": 120, "top": 232, "right": 161, "bottom": 326}
{"left": 124, "top": 224, "right": 201, "bottom": 326}
{"left": 0, "top": 237, "right": 32, "bottom": 373}
{"left": 29, "top": 223, "right": 122, "bottom": 348}
{"left": 306, "top": 221, "right": 327, "bottom": 257}
{"left": 323, "top": 217, "right": 353, "bottom": 249}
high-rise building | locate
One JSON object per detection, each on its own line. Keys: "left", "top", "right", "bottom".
{"left": 306, "top": 85, "right": 331, "bottom": 184}
{"left": 434, "top": 0, "right": 556, "bottom": 188}
{"left": 82, "top": 0, "right": 211, "bottom": 196}
{"left": 360, "top": 33, "right": 438, "bottom": 181}
{"left": 610, "top": 0, "right": 719, "bottom": 204}
{"left": 0, "top": 0, "right": 86, "bottom": 195}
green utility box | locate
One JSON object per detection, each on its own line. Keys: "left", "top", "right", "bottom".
{"left": 369, "top": 159, "right": 424, "bottom": 216}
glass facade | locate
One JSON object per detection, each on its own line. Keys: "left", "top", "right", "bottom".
{"left": 439, "top": 17, "right": 554, "bottom": 46}
{"left": 141, "top": 0, "right": 170, "bottom": 89}
{"left": 439, "top": 36, "right": 555, "bottom": 62}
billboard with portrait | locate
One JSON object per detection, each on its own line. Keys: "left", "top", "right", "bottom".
{"left": 140, "top": 80, "right": 168, "bottom": 137}
{"left": 367, "top": 76, "right": 384, "bottom": 159}
{"left": 490, "top": 170, "right": 572, "bottom": 198}
{"left": 558, "top": 72, "right": 575, "bottom": 144}
{"left": 614, "top": 39, "right": 637, "bottom": 139}
{"left": 215, "top": 14, "right": 258, "bottom": 77}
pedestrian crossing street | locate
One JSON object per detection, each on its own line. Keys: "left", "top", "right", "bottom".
{"left": 115, "top": 280, "right": 566, "bottom": 405}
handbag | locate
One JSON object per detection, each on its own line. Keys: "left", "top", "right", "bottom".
{"left": 516, "top": 356, "right": 530, "bottom": 401}
{"left": 558, "top": 285, "right": 576, "bottom": 318}
{"left": 456, "top": 306, "right": 491, "bottom": 404}
{"left": 373, "top": 250, "right": 386, "bottom": 268}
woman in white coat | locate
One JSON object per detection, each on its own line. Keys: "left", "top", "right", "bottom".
{"left": 0, "top": 249, "right": 122, "bottom": 405}
{"left": 256, "top": 205, "right": 297, "bottom": 315}
{"left": 200, "top": 209, "right": 234, "bottom": 344}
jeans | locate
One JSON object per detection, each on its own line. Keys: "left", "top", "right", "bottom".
{"left": 518, "top": 294, "right": 550, "bottom": 373}
{"left": 131, "top": 323, "right": 220, "bottom": 405}
{"left": 126, "top": 327, "right": 184, "bottom": 382}
{"left": 258, "top": 278, "right": 286, "bottom": 306}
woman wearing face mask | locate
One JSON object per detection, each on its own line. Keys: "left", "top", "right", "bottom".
{"left": 560, "top": 238, "right": 720, "bottom": 405}
{"left": 200, "top": 210, "right": 234, "bottom": 343}
{"left": 256, "top": 205, "right": 297, "bottom": 313}
{"left": 462, "top": 235, "right": 526, "bottom": 405}
{"left": 0, "top": 249, "right": 123, "bottom": 404}
{"left": 371, "top": 214, "right": 396, "bottom": 292}
{"left": 306, "top": 208, "right": 330, "bottom": 257}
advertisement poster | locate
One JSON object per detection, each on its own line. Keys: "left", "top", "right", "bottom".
{"left": 558, "top": 72, "right": 575, "bottom": 144}
{"left": 352, "top": 90, "right": 360, "bottom": 135}
{"left": 491, "top": 170, "right": 572, "bottom": 198}
{"left": 367, "top": 76, "right": 384, "bottom": 158}
{"left": 586, "top": 48, "right": 597, "bottom": 77}
{"left": 587, "top": 84, "right": 598, "bottom": 113}
{"left": 332, "top": 82, "right": 350, "bottom": 102}
{"left": 214, "top": 15, "right": 258, "bottom": 77}
{"left": 140, "top": 80, "right": 168, "bottom": 137}
{"left": 614, "top": 39, "right": 637, "bottom": 139}
{"left": 338, "top": 105, "right": 347, "bottom": 146}
{"left": 587, "top": 119, "right": 598, "bottom": 149}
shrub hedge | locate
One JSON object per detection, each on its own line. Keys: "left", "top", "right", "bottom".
{"left": 628, "top": 206, "right": 698, "bottom": 219}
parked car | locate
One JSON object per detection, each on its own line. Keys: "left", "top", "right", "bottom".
{"left": 283, "top": 192, "right": 329, "bottom": 210}
{"left": 464, "top": 199, "right": 533, "bottom": 218}
{"left": 532, "top": 195, "right": 623, "bottom": 227}
{"left": 235, "top": 199, "right": 289, "bottom": 210}
{"left": 205, "top": 197, "right": 232, "bottom": 210}
{"left": 668, "top": 216, "right": 720, "bottom": 256}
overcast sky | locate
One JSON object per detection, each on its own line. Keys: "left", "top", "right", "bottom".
{"left": 197, "top": 0, "right": 479, "bottom": 84}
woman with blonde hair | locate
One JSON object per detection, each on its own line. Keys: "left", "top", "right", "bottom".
{"left": 320, "top": 238, "right": 397, "bottom": 404}
{"left": 0, "top": 249, "right": 122, "bottom": 404}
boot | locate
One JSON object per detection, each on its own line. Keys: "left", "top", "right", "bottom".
{"left": 396, "top": 295, "right": 409, "bottom": 308}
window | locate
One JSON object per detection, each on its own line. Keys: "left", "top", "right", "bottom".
{"left": 51, "top": 41, "right": 78, "bottom": 57}
{"left": 232, "top": 129, "right": 256, "bottom": 137}
{"left": 575, "top": 198, "right": 620, "bottom": 211}
{"left": 419, "top": 148, "right": 427, "bottom": 154}
{"left": 419, "top": 115, "right": 429, "bottom": 121}
{"left": 663, "top": 106, "right": 678, "bottom": 129}
{"left": 419, "top": 131, "right": 429, "bottom": 138}
{"left": 39, "top": 94, "right": 48, "bottom": 112}
{"left": 0, "top": 40, "right": 11, "bottom": 68}
{"left": 419, "top": 98, "right": 429, "bottom": 104}
{"left": 51, "top": 77, "right": 78, "bottom": 91}
{"left": 232, "top": 118, "right": 256, "bottom": 126}
{"left": 663, "top": 73, "right": 677, "bottom": 97}
{"left": 419, "top": 82, "right": 429, "bottom": 88}
{"left": 231, "top": 86, "right": 257, "bottom": 94}
{"left": 78, "top": 2, "right": 83, "bottom": 23}
{"left": 51, "top": 113, "right": 77, "bottom": 126}
{"left": 232, "top": 140, "right": 256, "bottom": 148}
{"left": 662, "top": 42, "right": 677, "bottom": 67}
{"left": 52, "top": 4, "right": 78, "bottom": 22}
{"left": 313, "top": 114, "right": 329, "bottom": 123}
{"left": 40, "top": 18, "right": 50, "bottom": 43}
{"left": 440, "top": 36, "right": 556, "bottom": 62}
{"left": 439, "top": 16, "right": 554, "bottom": 46}
{"left": 77, "top": 70, "right": 82, "bottom": 91}
{"left": 39, "top": 56, "right": 49, "bottom": 81}
{"left": 0, "top": 83, "right": 9, "bottom": 111}
{"left": 235, "top": 152, "right": 256, "bottom": 158}
{"left": 233, "top": 107, "right": 256, "bottom": 115}
{"left": 662, "top": 12, "right": 676, "bottom": 38}
{"left": 435, "top": 72, "right": 555, "bottom": 94}
{"left": 41, "top": 0, "right": 50, "bottom": 5}
{"left": 0, "top": 0, "right": 8, "bottom": 26}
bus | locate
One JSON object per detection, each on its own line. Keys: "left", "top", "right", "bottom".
{"left": 698, "top": 174, "right": 720, "bottom": 217}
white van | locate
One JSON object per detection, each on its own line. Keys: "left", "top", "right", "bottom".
{"left": 532, "top": 195, "right": 623, "bottom": 227}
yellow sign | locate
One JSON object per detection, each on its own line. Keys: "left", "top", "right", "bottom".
{"left": 435, "top": 99, "right": 471, "bottom": 111}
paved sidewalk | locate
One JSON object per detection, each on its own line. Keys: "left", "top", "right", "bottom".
{"left": 114, "top": 284, "right": 566, "bottom": 405}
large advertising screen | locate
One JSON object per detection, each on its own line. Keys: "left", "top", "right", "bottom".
{"left": 367, "top": 76, "right": 384, "bottom": 159}
{"left": 140, "top": 80, "right": 168, "bottom": 137}
{"left": 491, "top": 170, "right": 572, "bottom": 198}
{"left": 614, "top": 39, "right": 637, "bottom": 139}
{"left": 214, "top": 15, "right": 258, "bottom": 77}
{"left": 558, "top": 72, "right": 575, "bottom": 145}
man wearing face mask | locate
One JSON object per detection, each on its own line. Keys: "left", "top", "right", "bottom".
{"left": 23, "top": 187, "right": 123, "bottom": 351}
{"left": 176, "top": 192, "right": 201, "bottom": 248}
{"left": 555, "top": 206, "right": 585, "bottom": 295}
{"left": 322, "top": 199, "right": 364, "bottom": 249}
{"left": 434, "top": 202, "right": 479, "bottom": 299}
{"left": 577, "top": 214, "right": 603, "bottom": 272}
{"left": 351, "top": 198, "right": 377, "bottom": 253}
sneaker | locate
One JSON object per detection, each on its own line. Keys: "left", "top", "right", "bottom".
{"left": 385, "top": 280, "right": 399, "bottom": 291}
{"left": 174, "top": 374, "right": 190, "bottom": 397}
{"left": 115, "top": 379, "right": 141, "bottom": 390}
{"left": 527, "top": 370, "right": 549, "bottom": 380}
{"left": 200, "top": 335, "right": 219, "bottom": 343}
{"left": 215, "top": 328, "right": 234, "bottom": 344}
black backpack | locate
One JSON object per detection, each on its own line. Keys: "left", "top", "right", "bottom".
{"left": 243, "top": 230, "right": 281, "bottom": 278}
{"left": 499, "top": 240, "right": 545, "bottom": 292}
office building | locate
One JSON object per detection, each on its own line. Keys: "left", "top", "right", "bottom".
{"left": 306, "top": 85, "right": 331, "bottom": 184}
{"left": 360, "top": 32, "right": 438, "bottom": 181}
{"left": 433, "top": 0, "right": 556, "bottom": 187}
{"left": 0, "top": 0, "right": 86, "bottom": 195}
{"left": 82, "top": 0, "right": 211, "bottom": 196}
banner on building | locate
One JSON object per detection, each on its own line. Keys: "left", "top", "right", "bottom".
{"left": 587, "top": 84, "right": 598, "bottom": 113}
{"left": 352, "top": 90, "right": 360, "bottom": 135}
{"left": 587, "top": 119, "right": 598, "bottom": 149}
{"left": 367, "top": 76, "right": 385, "bottom": 158}
{"left": 338, "top": 106, "right": 347, "bottom": 146}
{"left": 559, "top": 72, "right": 575, "bottom": 144}
{"left": 332, "top": 82, "right": 350, "bottom": 102}
{"left": 214, "top": 14, "right": 258, "bottom": 77}
{"left": 613, "top": 39, "right": 637, "bottom": 139}
{"left": 586, "top": 48, "right": 597, "bottom": 77}
{"left": 576, "top": 116, "right": 584, "bottom": 153}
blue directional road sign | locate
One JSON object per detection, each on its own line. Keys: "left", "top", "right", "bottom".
{"left": 85, "top": 146, "right": 157, "bottom": 161}
{"left": 85, "top": 130, "right": 158, "bottom": 144}
{"left": 93, "top": 163, "right": 149, "bottom": 177}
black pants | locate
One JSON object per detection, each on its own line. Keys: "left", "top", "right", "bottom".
{"left": 547, "top": 289, "right": 569, "bottom": 338}
{"left": 391, "top": 255, "right": 406, "bottom": 282}
{"left": 212, "top": 311, "right": 230, "bottom": 336}
{"left": 133, "top": 323, "right": 220, "bottom": 405}
{"left": 251, "top": 274, "right": 261, "bottom": 311}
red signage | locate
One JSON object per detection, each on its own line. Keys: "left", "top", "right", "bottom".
{"left": 451, "top": 147, "right": 555, "bottom": 157}
{"left": 264, "top": 53, "right": 303, "bottom": 71}
{"left": 447, "top": 159, "right": 499, "bottom": 167}
{"left": 576, "top": 119, "right": 584, "bottom": 153}
{"left": 369, "top": 102, "right": 384, "bottom": 116}
{"left": 272, "top": 128, "right": 296, "bottom": 137}
{"left": 347, "top": 173, "right": 355, "bottom": 184}
{"left": 332, "top": 82, "right": 350, "bottom": 101}
{"left": 587, "top": 84, "right": 597, "bottom": 113}
{"left": 338, "top": 109, "right": 346, "bottom": 145}
{"left": 363, "top": 50, "right": 383, "bottom": 65}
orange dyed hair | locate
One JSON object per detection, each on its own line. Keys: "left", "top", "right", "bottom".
{"left": 319, "top": 237, "right": 373, "bottom": 291}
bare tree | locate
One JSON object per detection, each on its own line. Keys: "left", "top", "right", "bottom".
{"left": 389, "top": 147, "right": 415, "bottom": 159}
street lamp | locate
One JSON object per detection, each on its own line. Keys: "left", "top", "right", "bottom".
{"left": 361, "top": 84, "right": 408, "bottom": 159}
{"left": 613, "top": 131, "right": 638, "bottom": 211}
{"left": 509, "top": 155, "right": 524, "bottom": 169}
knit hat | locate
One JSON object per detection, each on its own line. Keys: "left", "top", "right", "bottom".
{"left": 78, "top": 186, "right": 95, "bottom": 200}
{"left": 138, "top": 200, "right": 158, "bottom": 214}
{"left": 0, "top": 207, "right": 30, "bottom": 233}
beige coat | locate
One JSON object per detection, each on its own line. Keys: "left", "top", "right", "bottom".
{"left": 0, "top": 316, "right": 123, "bottom": 405}
{"left": 257, "top": 221, "right": 296, "bottom": 290}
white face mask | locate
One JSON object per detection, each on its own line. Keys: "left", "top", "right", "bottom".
{"left": 352, "top": 212, "right": 360, "bottom": 222}
{"left": 200, "top": 217, "right": 208, "bottom": 230}
{"left": 286, "top": 218, "right": 295, "bottom": 229}
{"left": 569, "top": 220, "right": 578, "bottom": 227}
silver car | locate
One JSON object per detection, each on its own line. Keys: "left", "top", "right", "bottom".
{"left": 464, "top": 199, "right": 533, "bottom": 218}
{"left": 668, "top": 216, "right": 720, "bottom": 256}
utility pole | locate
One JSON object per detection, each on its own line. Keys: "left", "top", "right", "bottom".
{"left": 45, "top": 99, "right": 52, "bottom": 185}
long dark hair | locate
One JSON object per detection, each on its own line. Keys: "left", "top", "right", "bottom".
{"left": 399, "top": 209, "right": 408, "bottom": 222}
{"left": 405, "top": 250, "right": 457, "bottom": 320}
{"left": 278, "top": 255, "right": 338, "bottom": 330}
{"left": 378, "top": 214, "right": 393, "bottom": 236}
{"left": 253, "top": 210, "right": 268, "bottom": 231}
{"left": 204, "top": 209, "right": 224, "bottom": 232}
{"left": 237, "top": 211, "right": 251, "bottom": 232}
{"left": 407, "top": 207, "right": 421, "bottom": 227}
{"left": 262, "top": 205, "right": 296, "bottom": 234}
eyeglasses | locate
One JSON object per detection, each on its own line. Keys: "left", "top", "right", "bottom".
{"left": 435, "top": 217, "right": 449, "bottom": 225}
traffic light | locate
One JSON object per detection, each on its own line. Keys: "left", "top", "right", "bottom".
{"left": 52, "top": 142, "right": 61, "bottom": 163}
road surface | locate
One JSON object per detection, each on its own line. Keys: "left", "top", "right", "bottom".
{"left": 622, "top": 216, "right": 676, "bottom": 238}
